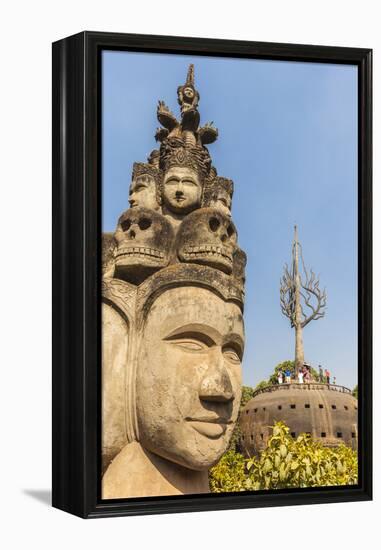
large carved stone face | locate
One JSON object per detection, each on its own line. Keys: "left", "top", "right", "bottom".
{"left": 136, "top": 286, "right": 243, "bottom": 470}
{"left": 129, "top": 174, "right": 159, "bottom": 211}
{"left": 163, "top": 166, "right": 202, "bottom": 215}
{"left": 114, "top": 207, "right": 174, "bottom": 284}
{"left": 177, "top": 208, "right": 237, "bottom": 274}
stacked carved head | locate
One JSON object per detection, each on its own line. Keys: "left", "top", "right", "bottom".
{"left": 109, "top": 65, "right": 246, "bottom": 292}
{"left": 176, "top": 208, "right": 237, "bottom": 275}
{"left": 157, "top": 138, "right": 212, "bottom": 217}
{"left": 129, "top": 162, "right": 161, "bottom": 211}
{"left": 114, "top": 207, "right": 175, "bottom": 284}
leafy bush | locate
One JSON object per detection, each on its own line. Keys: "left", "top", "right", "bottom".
{"left": 209, "top": 422, "right": 358, "bottom": 492}
{"left": 209, "top": 450, "right": 248, "bottom": 493}
{"left": 269, "top": 360, "right": 296, "bottom": 384}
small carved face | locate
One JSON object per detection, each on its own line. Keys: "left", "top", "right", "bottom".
{"left": 209, "top": 189, "right": 232, "bottom": 217}
{"left": 114, "top": 207, "right": 174, "bottom": 284}
{"left": 183, "top": 86, "right": 195, "bottom": 100}
{"left": 163, "top": 166, "right": 202, "bottom": 215}
{"left": 129, "top": 174, "right": 159, "bottom": 211}
{"left": 177, "top": 208, "right": 237, "bottom": 274}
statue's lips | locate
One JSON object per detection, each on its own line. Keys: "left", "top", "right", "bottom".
{"left": 185, "top": 416, "right": 232, "bottom": 439}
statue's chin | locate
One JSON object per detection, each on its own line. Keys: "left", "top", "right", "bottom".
{"left": 164, "top": 201, "right": 198, "bottom": 216}
{"left": 143, "top": 440, "right": 228, "bottom": 472}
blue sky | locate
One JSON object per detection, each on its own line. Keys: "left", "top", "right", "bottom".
{"left": 102, "top": 50, "right": 358, "bottom": 390}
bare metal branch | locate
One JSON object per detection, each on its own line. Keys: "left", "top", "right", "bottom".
{"left": 295, "top": 243, "right": 327, "bottom": 327}
{"left": 300, "top": 270, "right": 327, "bottom": 327}
{"left": 280, "top": 263, "right": 297, "bottom": 327}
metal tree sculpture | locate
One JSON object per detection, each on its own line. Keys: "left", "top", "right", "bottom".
{"left": 280, "top": 226, "right": 327, "bottom": 373}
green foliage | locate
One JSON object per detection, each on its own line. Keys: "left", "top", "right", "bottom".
{"left": 246, "top": 422, "right": 358, "bottom": 489}
{"left": 253, "top": 380, "right": 270, "bottom": 392}
{"left": 209, "top": 450, "right": 248, "bottom": 493}
{"left": 209, "top": 422, "right": 358, "bottom": 492}
{"left": 269, "top": 360, "right": 295, "bottom": 384}
{"left": 240, "top": 385, "right": 255, "bottom": 407}
{"left": 352, "top": 385, "right": 358, "bottom": 399}
{"left": 228, "top": 421, "right": 242, "bottom": 452}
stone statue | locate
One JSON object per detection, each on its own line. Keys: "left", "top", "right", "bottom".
{"left": 128, "top": 162, "right": 161, "bottom": 211}
{"left": 102, "top": 65, "right": 246, "bottom": 498}
{"left": 162, "top": 163, "right": 202, "bottom": 217}
{"left": 155, "top": 64, "right": 218, "bottom": 147}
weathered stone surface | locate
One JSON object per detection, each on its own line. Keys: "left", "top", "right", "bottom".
{"left": 176, "top": 207, "right": 237, "bottom": 275}
{"left": 136, "top": 286, "right": 243, "bottom": 471}
{"left": 114, "top": 207, "right": 175, "bottom": 284}
{"left": 102, "top": 303, "right": 129, "bottom": 474}
{"left": 162, "top": 165, "right": 202, "bottom": 217}
{"left": 102, "top": 64, "right": 246, "bottom": 498}
{"left": 240, "top": 383, "right": 358, "bottom": 456}
{"left": 102, "top": 232, "right": 115, "bottom": 278}
{"left": 128, "top": 162, "right": 161, "bottom": 210}
{"left": 102, "top": 442, "right": 210, "bottom": 498}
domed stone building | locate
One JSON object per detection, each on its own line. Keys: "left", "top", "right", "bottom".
{"left": 239, "top": 382, "right": 358, "bottom": 456}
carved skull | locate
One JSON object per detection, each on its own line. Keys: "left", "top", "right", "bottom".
{"left": 176, "top": 207, "right": 237, "bottom": 274}
{"left": 114, "top": 207, "right": 175, "bottom": 284}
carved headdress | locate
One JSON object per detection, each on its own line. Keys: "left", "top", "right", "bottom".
{"left": 132, "top": 161, "right": 160, "bottom": 183}
{"left": 104, "top": 63, "right": 244, "bottom": 296}
{"left": 159, "top": 137, "right": 212, "bottom": 179}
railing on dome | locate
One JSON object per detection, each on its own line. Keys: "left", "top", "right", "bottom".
{"left": 251, "top": 383, "right": 353, "bottom": 399}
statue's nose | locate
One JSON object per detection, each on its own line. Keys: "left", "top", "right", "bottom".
{"left": 199, "top": 355, "right": 233, "bottom": 403}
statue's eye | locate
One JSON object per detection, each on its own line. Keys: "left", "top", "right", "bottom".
{"left": 121, "top": 220, "right": 131, "bottom": 232}
{"left": 164, "top": 331, "right": 214, "bottom": 350}
{"left": 138, "top": 218, "right": 152, "bottom": 230}
{"left": 227, "top": 224, "right": 235, "bottom": 237}
{"left": 222, "top": 347, "right": 241, "bottom": 364}
{"left": 171, "top": 340, "right": 205, "bottom": 351}
{"left": 209, "top": 217, "right": 220, "bottom": 232}
{"left": 165, "top": 178, "right": 179, "bottom": 186}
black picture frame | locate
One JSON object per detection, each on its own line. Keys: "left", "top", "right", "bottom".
{"left": 52, "top": 31, "right": 372, "bottom": 519}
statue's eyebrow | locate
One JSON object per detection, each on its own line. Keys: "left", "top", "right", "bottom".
{"left": 222, "top": 333, "right": 244, "bottom": 358}
{"left": 163, "top": 323, "right": 221, "bottom": 346}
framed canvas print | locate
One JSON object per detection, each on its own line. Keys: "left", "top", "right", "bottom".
{"left": 52, "top": 32, "right": 372, "bottom": 518}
